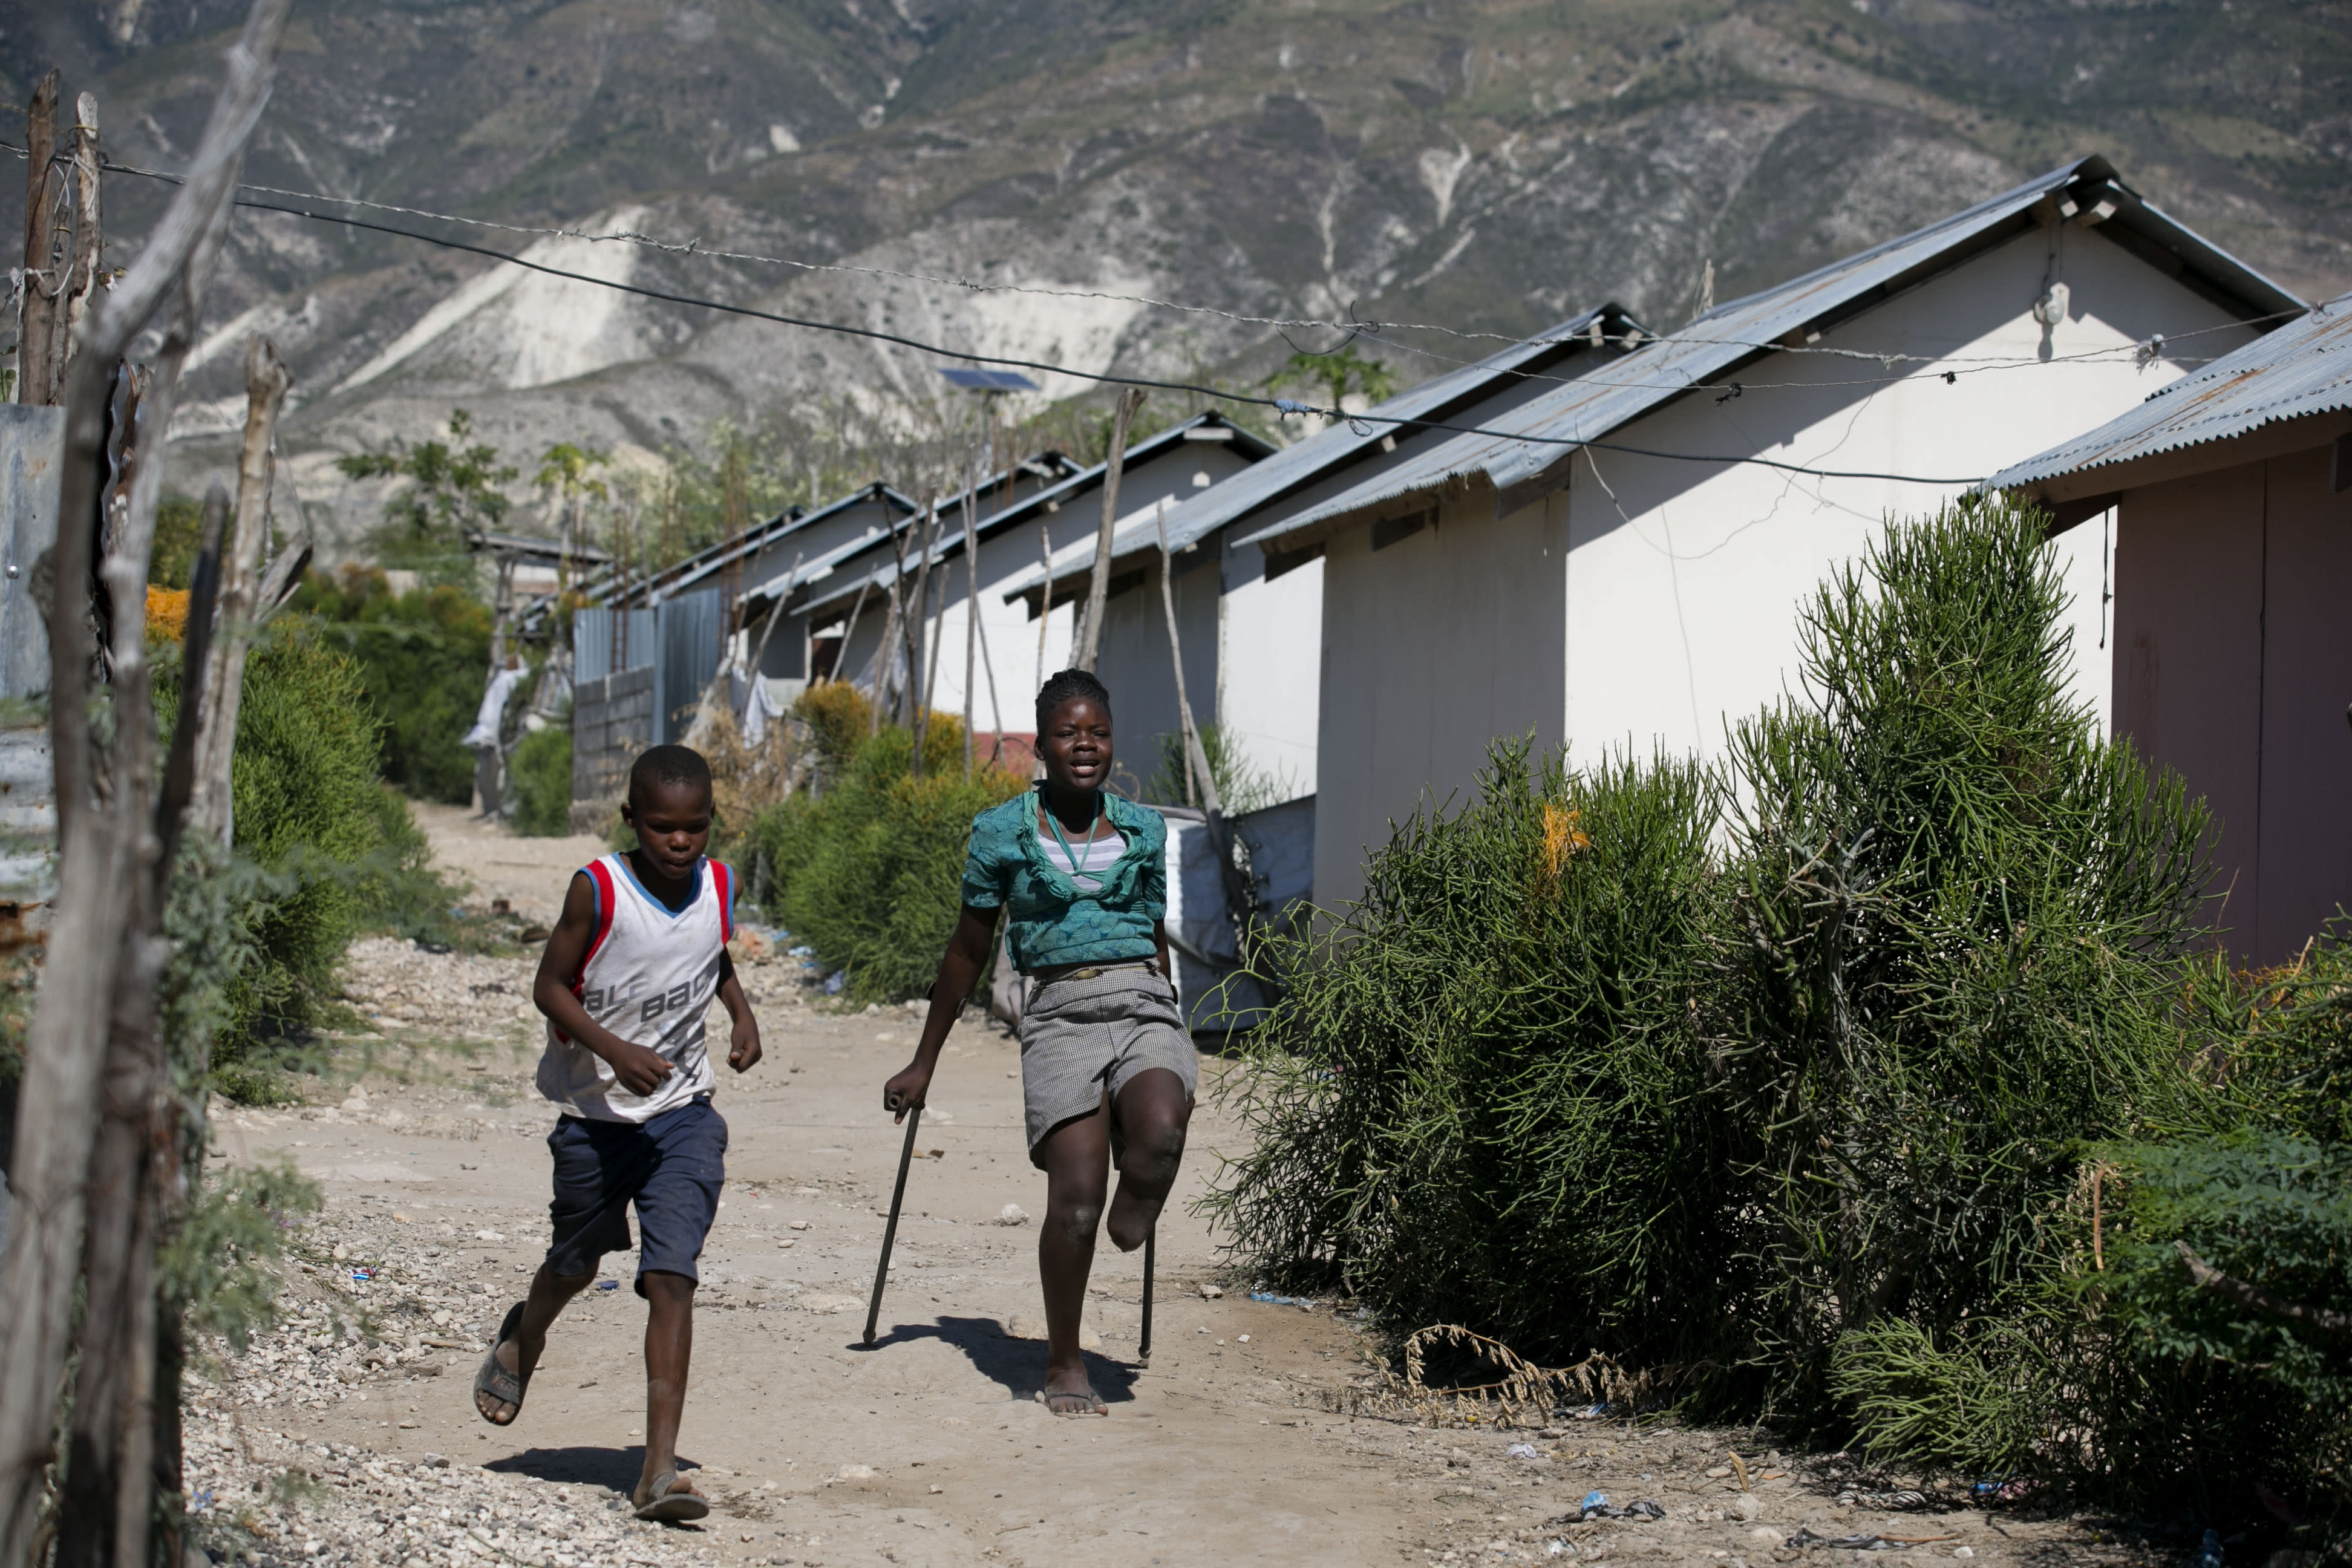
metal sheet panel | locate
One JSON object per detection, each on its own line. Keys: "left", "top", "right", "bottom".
{"left": 1985, "top": 293, "right": 2352, "bottom": 491}
{"left": 656, "top": 589, "right": 724, "bottom": 745}
{"left": 0, "top": 406, "right": 64, "bottom": 703}
{"left": 1243, "top": 157, "right": 2303, "bottom": 547}
{"left": 572, "top": 606, "right": 654, "bottom": 684}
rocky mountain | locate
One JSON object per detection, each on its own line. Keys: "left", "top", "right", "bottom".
{"left": 4, "top": 0, "right": 2348, "bottom": 552}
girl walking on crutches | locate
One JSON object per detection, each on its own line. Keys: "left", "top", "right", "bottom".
{"left": 882, "top": 669, "right": 1194, "bottom": 1415}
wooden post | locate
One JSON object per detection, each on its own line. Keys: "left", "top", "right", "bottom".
{"left": 1034, "top": 520, "right": 1053, "bottom": 695}
{"left": 905, "top": 498, "right": 938, "bottom": 769}
{"left": 961, "top": 459, "right": 977, "bottom": 780}
{"left": 60, "top": 94, "right": 102, "bottom": 390}
{"left": 1072, "top": 389, "right": 1144, "bottom": 673}
{"left": 188, "top": 335, "right": 291, "bottom": 845}
{"left": 16, "top": 71, "right": 60, "bottom": 407}
{"left": 920, "top": 507, "right": 949, "bottom": 771}
{"left": 0, "top": 5, "right": 290, "bottom": 1559}
{"left": 834, "top": 571, "right": 872, "bottom": 690}
{"left": 1154, "top": 500, "right": 1218, "bottom": 814}
{"left": 744, "top": 549, "right": 802, "bottom": 702}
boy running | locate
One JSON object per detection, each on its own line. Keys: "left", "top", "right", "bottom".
{"left": 473, "top": 745, "right": 762, "bottom": 1523}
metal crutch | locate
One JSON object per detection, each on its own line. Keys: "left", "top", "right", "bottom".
{"left": 863, "top": 1106, "right": 923, "bottom": 1348}
{"left": 1137, "top": 1227, "right": 1155, "bottom": 1366}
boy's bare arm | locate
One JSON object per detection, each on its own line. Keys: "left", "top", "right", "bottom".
{"left": 715, "top": 948, "right": 762, "bottom": 1073}
{"left": 533, "top": 872, "right": 677, "bottom": 1097}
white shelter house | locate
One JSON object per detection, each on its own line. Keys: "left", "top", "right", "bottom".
{"left": 794, "top": 413, "right": 1272, "bottom": 759}
{"left": 1002, "top": 305, "right": 1650, "bottom": 809}
{"left": 1988, "top": 293, "right": 2352, "bottom": 965}
{"left": 1238, "top": 156, "right": 2303, "bottom": 909}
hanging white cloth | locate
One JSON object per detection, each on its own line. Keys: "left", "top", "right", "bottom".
{"left": 741, "top": 675, "right": 789, "bottom": 746}
{"left": 463, "top": 665, "right": 526, "bottom": 750}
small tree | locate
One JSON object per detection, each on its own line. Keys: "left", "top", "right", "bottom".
{"left": 1263, "top": 342, "right": 1397, "bottom": 414}
{"left": 336, "top": 408, "right": 517, "bottom": 573}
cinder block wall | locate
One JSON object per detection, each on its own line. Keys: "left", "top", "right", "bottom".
{"left": 570, "top": 665, "right": 653, "bottom": 832}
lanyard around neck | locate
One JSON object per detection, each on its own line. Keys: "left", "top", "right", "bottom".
{"left": 1043, "top": 793, "right": 1105, "bottom": 877}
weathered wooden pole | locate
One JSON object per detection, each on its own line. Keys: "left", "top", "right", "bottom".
{"left": 0, "top": 4, "right": 290, "bottom": 1560}
{"left": 1154, "top": 500, "right": 1218, "bottom": 814}
{"left": 1071, "top": 389, "right": 1144, "bottom": 673}
{"left": 188, "top": 335, "right": 291, "bottom": 845}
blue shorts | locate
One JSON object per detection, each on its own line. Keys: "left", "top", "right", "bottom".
{"left": 544, "top": 1097, "right": 727, "bottom": 1294}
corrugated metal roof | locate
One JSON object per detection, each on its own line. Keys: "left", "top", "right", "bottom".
{"left": 798, "top": 411, "right": 1275, "bottom": 617}
{"left": 1241, "top": 155, "right": 2303, "bottom": 548}
{"left": 995, "top": 305, "right": 1635, "bottom": 598}
{"left": 1985, "top": 292, "right": 2352, "bottom": 491}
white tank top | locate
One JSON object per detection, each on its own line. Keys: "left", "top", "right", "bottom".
{"left": 535, "top": 852, "right": 735, "bottom": 1124}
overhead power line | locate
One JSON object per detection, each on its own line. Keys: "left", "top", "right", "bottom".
{"left": 21, "top": 143, "right": 2184, "bottom": 487}
{"left": 62, "top": 147, "right": 2292, "bottom": 383}
{"left": 220, "top": 192, "right": 1997, "bottom": 485}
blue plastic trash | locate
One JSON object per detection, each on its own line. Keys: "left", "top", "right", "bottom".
{"left": 789, "top": 946, "right": 813, "bottom": 959}
{"left": 595, "top": 1279, "right": 620, "bottom": 1292}
{"left": 1582, "top": 1491, "right": 1608, "bottom": 1513}
{"left": 1249, "top": 1291, "right": 1315, "bottom": 1308}
{"left": 2193, "top": 1529, "right": 2223, "bottom": 1568}
{"left": 824, "top": 970, "right": 847, "bottom": 995}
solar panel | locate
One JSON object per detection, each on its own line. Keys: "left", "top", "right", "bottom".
{"left": 939, "top": 368, "right": 1040, "bottom": 393}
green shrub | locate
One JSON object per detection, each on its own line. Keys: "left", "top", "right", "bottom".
{"left": 1210, "top": 741, "right": 1723, "bottom": 1361}
{"left": 292, "top": 566, "right": 492, "bottom": 804}
{"left": 1714, "top": 497, "right": 2213, "bottom": 1397}
{"left": 151, "top": 492, "right": 204, "bottom": 589}
{"left": 509, "top": 723, "right": 573, "bottom": 837}
{"left": 748, "top": 724, "right": 1026, "bottom": 1003}
{"left": 158, "top": 619, "right": 448, "bottom": 1081}
{"left": 1140, "top": 722, "right": 1293, "bottom": 814}
{"left": 1214, "top": 498, "right": 2321, "bottom": 1523}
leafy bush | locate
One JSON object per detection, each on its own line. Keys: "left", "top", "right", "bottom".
{"left": 1717, "top": 498, "right": 2212, "bottom": 1395}
{"left": 748, "top": 721, "right": 1026, "bottom": 1003}
{"left": 1140, "top": 722, "right": 1294, "bottom": 814}
{"left": 151, "top": 492, "right": 204, "bottom": 589}
{"left": 1214, "top": 498, "right": 2342, "bottom": 1525}
{"left": 1208, "top": 742, "right": 1722, "bottom": 1362}
{"left": 794, "top": 682, "right": 873, "bottom": 775}
{"left": 292, "top": 566, "right": 492, "bottom": 804}
{"left": 509, "top": 723, "right": 573, "bottom": 837}
{"left": 157, "top": 620, "right": 449, "bottom": 1086}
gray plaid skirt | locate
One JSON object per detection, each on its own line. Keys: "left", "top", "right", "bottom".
{"left": 1017, "top": 965, "right": 1197, "bottom": 1168}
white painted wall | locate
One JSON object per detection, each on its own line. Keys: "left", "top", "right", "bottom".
{"left": 1313, "top": 492, "right": 1568, "bottom": 912}
{"left": 1313, "top": 220, "right": 2258, "bottom": 909}
{"left": 1217, "top": 550, "right": 1322, "bottom": 801}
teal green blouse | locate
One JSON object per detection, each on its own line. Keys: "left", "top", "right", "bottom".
{"left": 961, "top": 789, "right": 1166, "bottom": 973}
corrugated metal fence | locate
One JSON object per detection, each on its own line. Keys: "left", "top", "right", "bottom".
{"left": 567, "top": 590, "right": 726, "bottom": 820}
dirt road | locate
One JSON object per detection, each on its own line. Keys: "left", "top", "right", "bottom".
{"left": 185, "top": 811, "right": 2148, "bottom": 1568}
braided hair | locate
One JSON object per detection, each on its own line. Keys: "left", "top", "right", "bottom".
{"left": 1035, "top": 668, "right": 1111, "bottom": 730}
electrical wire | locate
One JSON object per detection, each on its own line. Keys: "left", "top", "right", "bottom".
{"left": 59, "top": 145, "right": 2295, "bottom": 390}
{"left": 33, "top": 144, "right": 2283, "bottom": 487}
{"left": 191, "top": 191, "right": 1991, "bottom": 485}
